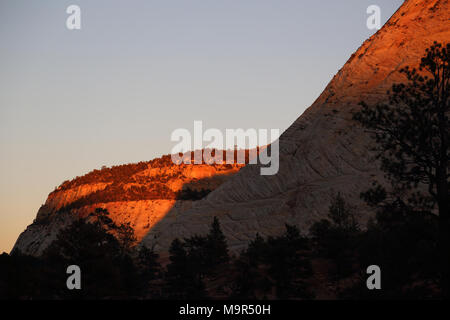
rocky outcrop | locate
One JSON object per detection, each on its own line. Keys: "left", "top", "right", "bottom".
{"left": 13, "top": 0, "right": 450, "bottom": 257}
{"left": 140, "top": 0, "right": 450, "bottom": 255}
{"left": 13, "top": 157, "right": 244, "bottom": 256}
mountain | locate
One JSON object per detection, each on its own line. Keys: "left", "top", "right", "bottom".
{"left": 13, "top": 0, "right": 450, "bottom": 257}
{"left": 140, "top": 0, "right": 450, "bottom": 255}
{"left": 13, "top": 152, "right": 245, "bottom": 255}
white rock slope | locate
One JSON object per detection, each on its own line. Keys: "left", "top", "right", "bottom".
{"left": 141, "top": 0, "right": 450, "bottom": 255}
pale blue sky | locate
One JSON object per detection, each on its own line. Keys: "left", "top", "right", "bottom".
{"left": 0, "top": 0, "right": 404, "bottom": 252}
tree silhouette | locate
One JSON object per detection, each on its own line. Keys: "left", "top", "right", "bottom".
{"left": 165, "top": 238, "right": 207, "bottom": 299}
{"left": 354, "top": 42, "right": 449, "bottom": 296}
{"left": 165, "top": 217, "right": 230, "bottom": 299}
{"left": 310, "top": 194, "right": 360, "bottom": 293}
{"left": 138, "top": 246, "right": 161, "bottom": 281}
{"left": 206, "top": 217, "right": 229, "bottom": 267}
{"left": 43, "top": 218, "right": 139, "bottom": 298}
{"left": 328, "top": 192, "right": 359, "bottom": 232}
{"left": 88, "top": 208, "right": 137, "bottom": 254}
{"left": 232, "top": 225, "right": 313, "bottom": 299}
{"left": 39, "top": 208, "right": 144, "bottom": 298}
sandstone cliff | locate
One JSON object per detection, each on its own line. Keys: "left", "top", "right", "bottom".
{"left": 13, "top": 0, "right": 450, "bottom": 257}
{"left": 140, "top": 0, "right": 450, "bottom": 255}
{"left": 13, "top": 154, "right": 244, "bottom": 255}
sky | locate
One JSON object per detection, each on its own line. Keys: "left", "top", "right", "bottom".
{"left": 0, "top": 0, "right": 404, "bottom": 253}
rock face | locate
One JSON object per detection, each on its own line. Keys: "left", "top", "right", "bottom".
{"left": 13, "top": 0, "right": 450, "bottom": 257}
{"left": 140, "top": 0, "right": 450, "bottom": 255}
{"left": 13, "top": 155, "right": 244, "bottom": 256}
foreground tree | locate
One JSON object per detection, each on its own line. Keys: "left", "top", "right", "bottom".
{"left": 88, "top": 208, "right": 137, "bottom": 254}
{"left": 354, "top": 42, "right": 449, "bottom": 296}
{"left": 206, "top": 217, "right": 229, "bottom": 267}
{"left": 165, "top": 238, "right": 207, "bottom": 299}
{"left": 310, "top": 193, "right": 360, "bottom": 294}
{"left": 232, "top": 225, "right": 313, "bottom": 299}
{"left": 43, "top": 209, "right": 140, "bottom": 298}
{"left": 165, "top": 217, "right": 229, "bottom": 299}
{"left": 138, "top": 246, "right": 161, "bottom": 282}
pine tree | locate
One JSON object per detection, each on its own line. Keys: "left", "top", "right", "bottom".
{"left": 43, "top": 219, "right": 138, "bottom": 298}
{"left": 206, "top": 217, "right": 229, "bottom": 266}
{"left": 328, "top": 192, "right": 359, "bottom": 232}
{"left": 310, "top": 194, "right": 360, "bottom": 292}
{"left": 354, "top": 42, "right": 449, "bottom": 296}
{"left": 165, "top": 238, "right": 207, "bottom": 299}
{"left": 138, "top": 246, "right": 161, "bottom": 282}
{"left": 89, "top": 208, "right": 137, "bottom": 253}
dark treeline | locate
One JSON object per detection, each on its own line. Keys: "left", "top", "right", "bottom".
{"left": 0, "top": 197, "right": 442, "bottom": 300}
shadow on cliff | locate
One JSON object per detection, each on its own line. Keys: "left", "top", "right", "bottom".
{"left": 134, "top": 150, "right": 261, "bottom": 256}
{"left": 138, "top": 172, "right": 237, "bottom": 258}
